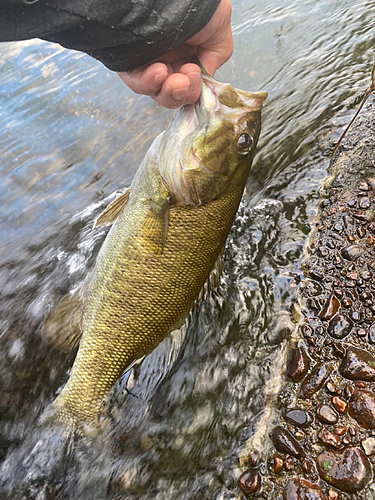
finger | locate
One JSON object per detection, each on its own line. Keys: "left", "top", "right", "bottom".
{"left": 117, "top": 62, "right": 170, "bottom": 96}
{"left": 178, "top": 63, "right": 202, "bottom": 104}
{"left": 153, "top": 73, "right": 191, "bottom": 109}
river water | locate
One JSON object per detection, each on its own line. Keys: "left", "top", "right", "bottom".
{"left": 0, "top": 1, "right": 375, "bottom": 499}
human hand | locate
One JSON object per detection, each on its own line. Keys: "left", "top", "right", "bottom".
{"left": 117, "top": 0, "right": 233, "bottom": 109}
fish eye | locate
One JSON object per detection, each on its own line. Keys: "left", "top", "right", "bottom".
{"left": 236, "top": 133, "right": 254, "bottom": 155}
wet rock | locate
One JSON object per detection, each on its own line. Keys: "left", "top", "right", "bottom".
{"left": 284, "top": 457, "right": 294, "bottom": 471}
{"left": 328, "top": 488, "right": 339, "bottom": 500}
{"left": 318, "top": 427, "right": 341, "bottom": 448}
{"left": 320, "top": 295, "right": 340, "bottom": 321}
{"left": 300, "top": 363, "right": 334, "bottom": 399}
{"left": 334, "top": 427, "right": 346, "bottom": 436}
{"left": 332, "top": 396, "right": 347, "bottom": 414}
{"left": 339, "top": 346, "right": 375, "bottom": 381}
{"left": 361, "top": 436, "right": 375, "bottom": 456}
{"left": 317, "top": 405, "right": 338, "bottom": 425}
{"left": 286, "top": 346, "right": 309, "bottom": 382}
{"left": 327, "top": 314, "right": 353, "bottom": 339}
{"left": 247, "top": 450, "right": 260, "bottom": 467}
{"left": 238, "top": 469, "right": 262, "bottom": 496}
{"left": 316, "top": 447, "right": 371, "bottom": 493}
{"left": 348, "top": 389, "right": 375, "bottom": 429}
{"left": 274, "top": 454, "right": 284, "bottom": 473}
{"left": 341, "top": 245, "right": 363, "bottom": 261}
{"left": 285, "top": 409, "right": 313, "bottom": 428}
{"left": 369, "top": 323, "right": 375, "bottom": 344}
{"left": 283, "top": 479, "right": 327, "bottom": 500}
{"left": 272, "top": 426, "right": 305, "bottom": 460}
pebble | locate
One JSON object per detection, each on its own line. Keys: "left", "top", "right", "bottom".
{"left": 318, "top": 427, "right": 341, "bottom": 448}
{"left": 238, "top": 469, "right": 262, "bottom": 495}
{"left": 359, "top": 198, "right": 371, "bottom": 209}
{"left": 341, "top": 244, "right": 363, "bottom": 261}
{"left": 328, "top": 488, "right": 339, "bottom": 500}
{"left": 339, "top": 346, "right": 375, "bottom": 381}
{"left": 369, "top": 323, "right": 375, "bottom": 344}
{"left": 320, "top": 295, "right": 340, "bottom": 320}
{"left": 316, "top": 447, "right": 371, "bottom": 493}
{"left": 361, "top": 436, "right": 375, "bottom": 456}
{"left": 284, "top": 457, "right": 294, "bottom": 471}
{"left": 300, "top": 363, "right": 334, "bottom": 398}
{"left": 302, "top": 459, "right": 312, "bottom": 473}
{"left": 316, "top": 405, "right": 338, "bottom": 425}
{"left": 247, "top": 450, "right": 260, "bottom": 467}
{"left": 286, "top": 346, "right": 309, "bottom": 382}
{"left": 285, "top": 408, "right": 313, "bottom": 428}
{"left": 271, "top": 426, "right": 305, "bottom": 460}
{"left": 334, "top": 426, "right": 346, "bottom": 436}
{"left": 274, "top": 454, "right": 284, "bottom": 473}
{"left": 283, "top": 479, "right": 327, "bottom": 500}
{"left": 328, "top": 314, "right": 353, "bottom": 339}
{"left": 348, "top": 389, "right": 375, "bottom": 429}
{"left": 332, "top": 396, "right": 347, "bottom": 413}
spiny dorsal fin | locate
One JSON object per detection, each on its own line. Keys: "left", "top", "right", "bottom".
{"left": 95, "top": 189, "right": 130, "bottom": 227}
{"left": 141, "top": 198, "right": 170, "bottom": 255}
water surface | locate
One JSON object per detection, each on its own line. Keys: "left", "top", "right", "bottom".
{"left": 0, "top": 1, "right": 375, "bottom": 498}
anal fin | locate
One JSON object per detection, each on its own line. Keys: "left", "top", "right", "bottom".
{"left": 41, "top": 292, "right": 85, "bottom": 352}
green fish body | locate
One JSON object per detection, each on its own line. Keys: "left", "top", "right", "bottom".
{"left": 47, "top": 74, "right": 267, "bottom": 428}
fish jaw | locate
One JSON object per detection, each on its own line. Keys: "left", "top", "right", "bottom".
{"left": 158, "top": 76, "right": 267, "bottom": 206}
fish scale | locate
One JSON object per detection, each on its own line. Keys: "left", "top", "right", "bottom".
{"left": 45, "top": 72, "right": 267, "bottom": 428}
{"left": 54, "top": 188, "right": 243, "bottom": 425}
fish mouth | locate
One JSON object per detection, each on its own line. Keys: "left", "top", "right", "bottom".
{"left": 190, "top": 74, "right": 267, "bottom": 127}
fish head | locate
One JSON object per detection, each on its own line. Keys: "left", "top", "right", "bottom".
{"left": 158, "top": 74, "right": 267, "bottom": 205}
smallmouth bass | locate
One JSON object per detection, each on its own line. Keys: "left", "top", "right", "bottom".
{"left": 44, "top": 73, "right": 267, "bottom": 428}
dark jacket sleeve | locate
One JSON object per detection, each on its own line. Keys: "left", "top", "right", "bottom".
{"left": 0, "top": 0, "right": 221, "bottom": 72}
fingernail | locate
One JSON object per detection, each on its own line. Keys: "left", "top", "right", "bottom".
{"left": 172, "top": 88, "right": 188, "bottom": 101}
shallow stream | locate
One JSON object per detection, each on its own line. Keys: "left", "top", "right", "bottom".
{"left": 1, "top": 1, "right": 375, "bottom": 498}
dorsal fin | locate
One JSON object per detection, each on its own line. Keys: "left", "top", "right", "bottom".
{"left": 95, "top": 189, "right": 130, "bottom": 227}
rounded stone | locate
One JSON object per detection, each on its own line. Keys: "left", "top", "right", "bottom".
{"left": 285, "top": 408, "right": 313, "bottom": 428}
{"left": 348, "top": 389, "right": 375, "bottom": 429}
{"left": 317, "top": 405, "right": 338, "bottom": 425}
{"left": 320, "top": 295, "right": 340, "bottom": 321}
{"left": 318, "top": 427, "right": 341, "bottom": 448}
{"left": 339, "top": 346, "right": 375, "bottom": 381}
{"left": 316, "top": 447, "right": 371, "bottom": 493}
{"left": 300, "top": 363, "right": 334, "bottom": 398}
{"left": 328, "top": 314, "right": 353, "bottom": 339}
{"left": 361, "top": 436, "right": 375, "bottom": 456}
{"left": 286, "top": 346, "right": 309, "bottom": 382}
{"left": 271, "top": 426, "right": 305, "bottom": 460}
{"left": 238, "top": 469, "right": 262, "bottom": 496}
{"left": 341, "top": 245, "right": 364, "bottom": 261}
{"left": 283, "top": 479, "right": 327, "bottom": 500}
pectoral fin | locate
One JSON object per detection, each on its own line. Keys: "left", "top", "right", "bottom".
{"left": 141, "top": 198, "right": 170, "bottom": 255}
{"left": 95, "top": 189, "right": 130, "bottom": 227}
